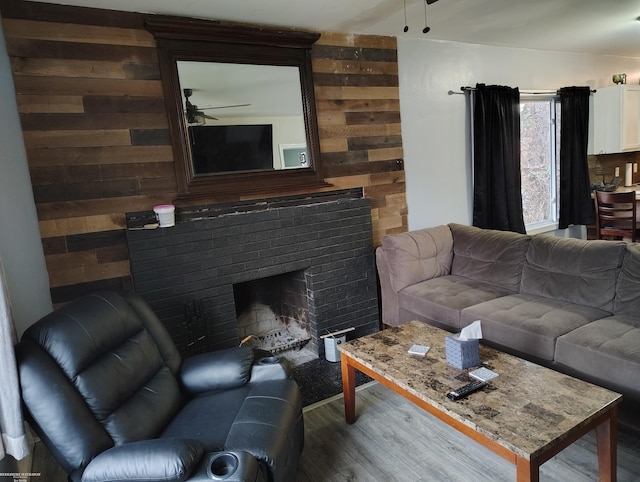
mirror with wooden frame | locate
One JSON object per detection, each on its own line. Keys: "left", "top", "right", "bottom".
{"left": 146, "top": 17, "right": 327, "bottom": 201}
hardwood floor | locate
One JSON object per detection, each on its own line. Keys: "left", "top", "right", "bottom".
{"left": 298, "top": 382, "right": 640, "bottom": 481}
{"left": 31, "top": 382, "right": 640, "bottom": 481}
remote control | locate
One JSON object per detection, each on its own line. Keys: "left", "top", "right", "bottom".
{"left": 446, "top": 380, "right": 486, "bottom": 400}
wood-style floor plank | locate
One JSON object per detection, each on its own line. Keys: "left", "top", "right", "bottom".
{"left": 298, "top": 382, "right": 640, "bottom": 482}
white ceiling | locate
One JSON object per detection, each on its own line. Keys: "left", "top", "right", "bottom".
{"left": 32, "top": 0, "right": 640, "bottom": 58}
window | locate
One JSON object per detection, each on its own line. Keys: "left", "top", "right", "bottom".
{"left": 520, "top": 97, "right": 561, "bottom": 232}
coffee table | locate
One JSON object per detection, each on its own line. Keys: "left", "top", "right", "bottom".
{"left": 339, "top": 321, "right": 622, "bottom": 482}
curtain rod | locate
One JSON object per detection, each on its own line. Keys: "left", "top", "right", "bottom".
{"left": 449, "top": 86, "right": 597, "bottom": 95}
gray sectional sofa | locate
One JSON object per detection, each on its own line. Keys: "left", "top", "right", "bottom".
{"left": 376, "top": 223, "right": 640, "bottom": 404}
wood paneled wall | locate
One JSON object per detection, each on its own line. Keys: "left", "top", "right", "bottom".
{"left": 0, "top": 0, "right": 407, "bottom": 304}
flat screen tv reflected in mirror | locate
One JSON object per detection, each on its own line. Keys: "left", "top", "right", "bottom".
{"left": 189, "top": 124, "right": 274, "bottom": 174}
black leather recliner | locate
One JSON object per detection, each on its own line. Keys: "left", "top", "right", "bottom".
{"left": 16, "top": 291, "right": 304, "bottom": 482}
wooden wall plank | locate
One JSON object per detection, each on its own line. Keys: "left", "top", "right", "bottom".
{"left": 22, "top": 129, "right": 132, "bottom": 148}
{"left": 314, "top": 73, "right": 398, "bottom": 87}
{"left": 82, "top": 96, "right": 166, "bottom": 113}
{"left": 320, "top": 138, "right": 349, "bottom": 153}
{"left": 319, "top": 124, "right": 402, "bottom": 138}
{"left": 17, "top": 94, "right": 84, "bottom": 113}
{"left": 36, "top": 195, "right": 173, "bottom": 221}
{"left": 13, "top": 77, "right": 163, "bottom": 96}
{"left": 2, "top": 18, "right": 155, "bottom": 47}
{"left": 6, "top": 38, "right": 157, "bottom": 63}
{"left": 39, "top": 214, "right": 126, "bottom": 238}
{"left": 316, "top": 99, "right": 400, "bottom": 112}
{"left": 20, "top": 113, "right": 168, "bottom": 130}
{"left": 11, "top": 58, "right": 127, "bottom": 79}
{"left": 316, "top": 32, "right": 397, "bottom": 49}
{"left": 27, "top": 145, "right": 174, "bottom": 167}
{"left": 48, "top": 260, "right": 130, "bottom": 288}
{"left": 345, "top": 111, "right": 401, "bottom": 125}
{"left": 30, "top": 162, "right": 174, "bottom": 186}
{"left": 368, "top": 147, "right": 404, "bottom": 162}
{"left": 46, "top": 251, "right": 97, "bottom": 272}
{"left": 312, "top": 59, "right": 398, "bottom": 75}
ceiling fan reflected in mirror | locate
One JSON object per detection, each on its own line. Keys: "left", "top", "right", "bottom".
{"left": 183, "top": 88, "right": 251, "bottom": 125}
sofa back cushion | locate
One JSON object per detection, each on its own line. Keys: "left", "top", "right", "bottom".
{"left": 521, "top": 236, "right": 626, "bottom": 311}
{"left": 613, "top": 244, "right": 640, "bottom": 315}
{"left": 380, "top": 225, "right": 453, "bottom": 292}
{"left": 449, "top": 223, "right": 530, "bottom": 292}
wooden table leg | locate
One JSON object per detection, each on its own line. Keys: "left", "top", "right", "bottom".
{"left": 516, "top": 456, "right": 539, "bottom": 482}
{"left": 596, "top": 407, "right": 617, "bottom": 482}
{"left": 340, "top": 353, "right": 356, "bottom": 424}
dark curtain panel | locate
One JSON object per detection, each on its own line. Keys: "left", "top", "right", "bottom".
{"left": 558, "top": 86, "right": 594, "bottom": 229}
{"left": 472, "top": 84, "right": 526, "bottom": 233}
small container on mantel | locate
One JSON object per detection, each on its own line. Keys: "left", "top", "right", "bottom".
{"left": 153, "top": 204, "right": 175, "bottom": 228}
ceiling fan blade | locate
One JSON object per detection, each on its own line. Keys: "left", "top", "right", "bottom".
{"left": 202, "top": 113, "right": 218, "bottom": 120}
{"left": 426, "top": 0, "right": 438, "bottom": 4}
{"left": 199, "top": 103, "right": 251, "bottom": 110}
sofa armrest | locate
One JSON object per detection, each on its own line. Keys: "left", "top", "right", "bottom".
{"left": 376, "top": 247, "right": 402, "bottom": 326}
{"left": 380, "top": 225, "right": 453, "bottom": 293}
{"left": 179, "top": 346, "right": 254, "bottom": 393}
{"left": 81, "top": 438, "right": 204, "bottom": 482}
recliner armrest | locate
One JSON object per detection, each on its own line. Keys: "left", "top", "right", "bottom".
{"left": 179, "top": 346, "right": 254, "bottom": 394}
{"left": 81, "top": 438, "right": 204, "bottom": 482}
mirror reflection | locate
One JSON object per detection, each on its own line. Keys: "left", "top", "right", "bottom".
{"left": 177, "top": 61, "right": 309, "bottom": 175}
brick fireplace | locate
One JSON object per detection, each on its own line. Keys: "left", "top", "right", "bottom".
{"left": 126, "top": 190, "right": 380, "bottom": 360}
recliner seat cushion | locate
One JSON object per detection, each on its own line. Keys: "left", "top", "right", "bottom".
{"left": 460, "top": 293, "right": 611, "bottom": 361}
{"left": 520, "top": 235, "right": 626, "bottom": 312}
{"left": 161, "top": 385, "right": 253, "bottom": 451}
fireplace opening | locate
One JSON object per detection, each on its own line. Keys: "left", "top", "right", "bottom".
{"left": 233, "top": 270, "right": 316, "bottom": 366}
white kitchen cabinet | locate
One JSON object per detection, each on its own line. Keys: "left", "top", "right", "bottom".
{"left": 592, "top": 84, "right": 640, "bottom": 154}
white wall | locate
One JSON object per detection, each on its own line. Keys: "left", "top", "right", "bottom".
{"left": 398, "top": 37, "right": 640, "bottom": 230}
{"left": 0, "top": 16, "right": 52, "bottom": 336}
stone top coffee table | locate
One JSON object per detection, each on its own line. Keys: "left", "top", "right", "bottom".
{"left": 338, "top": 321, "right": 622, "bottom": 482}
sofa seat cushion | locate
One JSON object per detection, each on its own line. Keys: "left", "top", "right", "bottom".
{"left": 460, "top": 294, "right": 610, "bottom": 361}
{"left": 397, "top": 275, "right": 514, "bottom": 331}
{"left": 555, "top": 315, "right": 640, "bottom": 400}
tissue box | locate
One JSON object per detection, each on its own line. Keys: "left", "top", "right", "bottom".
{"left": 445, "top": 336, "right": 480, "bottom": 369}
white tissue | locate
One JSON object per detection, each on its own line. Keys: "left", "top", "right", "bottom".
{"left": 458, "top": 320, "right": 482, "bottom": 341}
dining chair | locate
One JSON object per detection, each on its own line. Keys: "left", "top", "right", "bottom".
{"left": 594, "top": 190, "right": 639, "bottom": 242}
